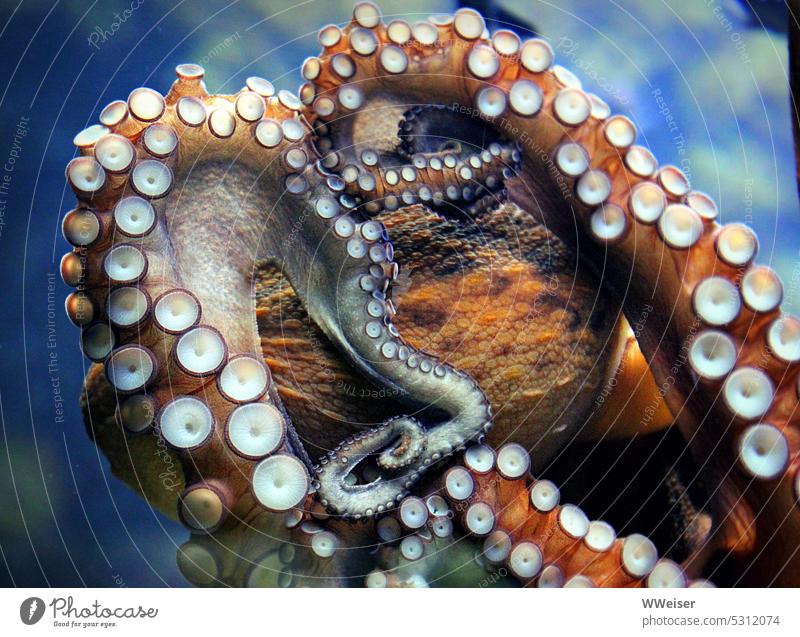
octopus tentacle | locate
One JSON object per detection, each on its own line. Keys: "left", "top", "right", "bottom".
{"left": 338, "top": 139, "right": 518, "bottom": 215}
{"left": 177, "top": 499, "right": 355, "bottom": 587}
{"left": 312, "top": 417, "right": 428, "bottom": 515}
{"left": 438, "top": 443, "right": 699, "bottom": 587}
{"left": 303, "top": 3, "right": 800, "bottom": 580}
{"left": 65, "top": 66, "right": 317, "bottom": 524}
{"left": 310, "top": 110, "right": 518, "bottom": 216}
{"left": 368, "top": 442, "right": 711, "bottom": 588}
{"left": 395, "top": 106, "right": 520, "bottom": 215}
{"left": 283, "top": 176, "right": 493, "bottom": 517}
{"left": 367, "top": 492, "right": 516, "bottom": 588}
{"left": 304, "top": 50, "right": 519, "bottom": 216}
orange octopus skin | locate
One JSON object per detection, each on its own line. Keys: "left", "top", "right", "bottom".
{"left": 255, "top": 201, "right": 649, "bottom": 463}
{"left": 82, "top": 200, "right": 655, "bottom": 514}
{"left": 66, "top": 3, "right": 800, "bottom": 586}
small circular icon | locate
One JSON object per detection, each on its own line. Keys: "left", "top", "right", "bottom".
{"left": 20, "top": 597, "right": 45, "bottom": 625}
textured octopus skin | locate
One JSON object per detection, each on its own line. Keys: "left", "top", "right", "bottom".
{"left": 64, "top": 3, "right": 800, "bottom": 586}
{"left": 252, "top": 201, "right": 672, "bottom": 458}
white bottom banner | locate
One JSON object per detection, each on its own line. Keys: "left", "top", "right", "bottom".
{"left": 0, "top": 588, "right": 796, "bottom": 637}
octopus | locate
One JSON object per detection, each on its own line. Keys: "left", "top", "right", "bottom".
{"left": 61, "top": 3, "right": 800, "bottom": 587}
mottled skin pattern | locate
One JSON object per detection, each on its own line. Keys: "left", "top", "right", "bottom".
{"left": 81, "top": 199, "right": 621, "bottom": 505}
{"left": 67, "top": 3, "right": 800, "bottom": 587}
{"left": 257, "top": 201, "right": 618, "bottom": 462}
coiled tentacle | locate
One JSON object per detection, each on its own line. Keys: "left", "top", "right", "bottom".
{"left": 281, "top": 175, "right": 493, "bottom": 518}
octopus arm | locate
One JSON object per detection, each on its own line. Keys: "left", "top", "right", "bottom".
{"left": 64, "top": 68, "right": 318, "bottom": 529}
